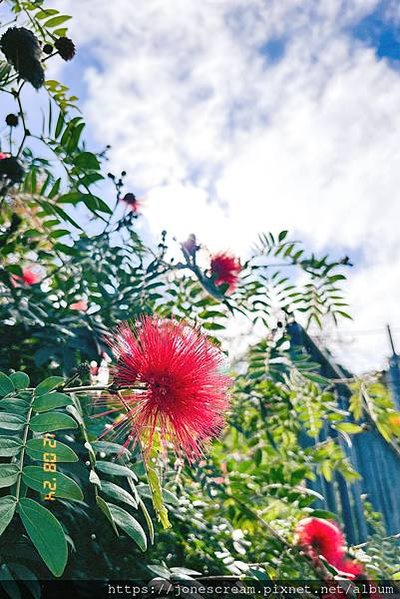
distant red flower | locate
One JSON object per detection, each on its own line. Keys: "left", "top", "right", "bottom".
{"left": 11, "top": 267, "right": 40, "bottom": 287}
{"left": 105, "top": 317, "right": 231, "bottom": 460}
{"left": 338, "top": 559, "right": 364, "bottom": 579}
{"left": 296, "top": 517, "right": 345, "bottom": 567}
{"left": 121, "top": 192, "right": 140, "bottom": 213}
{"left": 210, "top": 252, "right": 241, "bottom": 292}
{"left": 70, "top": 300, "right": 88, "bottom": 312}
{"left": 0, "top": 152, "right": 9, "bottom": 160}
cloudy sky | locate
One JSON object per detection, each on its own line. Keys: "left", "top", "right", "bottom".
{"left": 49, "top": 0, "right": 400, "bottom": 373}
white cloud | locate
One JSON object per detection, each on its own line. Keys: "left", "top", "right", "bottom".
{"left": 53, "top": 0, "right": 400, "bottom": 372}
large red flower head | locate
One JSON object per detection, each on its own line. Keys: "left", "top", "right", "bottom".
{"left": 210, "top": 252, "right": 241, "bottom": 292}
{"left": 296, "top": 517, "right": 345, "bottom": 567}
{"left": 105, "top": 316, "right": 231, "bottom": 460}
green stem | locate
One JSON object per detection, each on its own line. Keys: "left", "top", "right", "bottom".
{"left": 15, "top": 394, "right": 34, "bottom": 501}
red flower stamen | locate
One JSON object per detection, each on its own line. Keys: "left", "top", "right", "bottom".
{"left": 104, "top": 316, "right": 231, "bottom": 461}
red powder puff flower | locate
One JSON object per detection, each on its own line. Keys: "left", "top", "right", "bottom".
{"left": 70, "top": 299, "right": 88, "bottom": 312}
{"left": 11, "top": 267, "right": 40, "bottom": 287}
{"left": 104, "top": 316, "right": 231, "bottom": 461}
{"left": 0, "top": 152, "right": 9, "bottom": 160}
{"left": 210, "top": 252, "right": 241, "bottom": 292}
{"left": 121, "top": 192, "right": 140, "bottom": 213}
{"left": 296, "top": 517, "right": 345, "bottom": 567}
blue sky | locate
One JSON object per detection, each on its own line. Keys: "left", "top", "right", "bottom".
{"left": 20, "top": 0, "right": 400, "bottom": 370}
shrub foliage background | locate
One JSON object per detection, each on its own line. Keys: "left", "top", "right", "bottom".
{"left": 1, "top": 0, "right": 400, "bottom": 593}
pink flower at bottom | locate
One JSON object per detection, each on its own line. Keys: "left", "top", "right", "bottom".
{"left": 296, "top": 517, "right": 345, "bottom": 567}
{"left": 338, "top": 559, "right": 364, "bottom": 579}
{"left": 104, "top": 316, "right": 231, "bottom": 461}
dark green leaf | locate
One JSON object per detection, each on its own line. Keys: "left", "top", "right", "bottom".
{"left": 0, "top": 564, "right": 21, "bottom": 599}
{"left": 100, "top": 480, "right": 138, "bottom": 509}
{"left": 96, "top": 495, "right": 119, "bottom": 536}
{"left": 0, "top": 437, "right": 22, "bottom": 457}
{"left": 34, "top": 376, "right": 64, "bottom": 397}
{"left": 30, "top": 412, "right": 77, "bottom": 433}
{"left": 0, "top": 412, "right": 26, "bottom": 431}
{"left": 0, "top": 373, "right": 14, "bottom": 397}
{"left": 96, "top": 461, "right": 137, "bottom": 479}
{"left": 19, "top": 498, "right": 68, "bottom": 577}
{"left": 0, "top": 464, "right": 19, "bottom": 488}
{"left": 9, "top": 372, "right": 30, "bottom": 390}
{"left": 26, "top": 438, "right": 78, "bottom": 462}
{"left": 0, "top": 496, "right": 17, "bottom": 536}
{"left": 73, "top": 152, "right": 99, "bottom": 170}
{"left": 107, "top": 503, "right": 147, "bottom": 551}
{"left": 22, "top": 466, "right": 83, "bottom": 501}
{"left": 7, "top": 565, "right": 40, "bottom": 599}
{"left": 32, "top": 392, "right": 73, "bottom": 412}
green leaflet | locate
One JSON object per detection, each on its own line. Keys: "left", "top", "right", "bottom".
{"left": 9, "top": 372, "right": 30, "bottom": 390}
{"left": 29, "top": 412, "right": 77, "bottom": 432}
{"left": 22, "top": 466, "right": 84, "bottom": 501}
{"left": 26, "top": 438, "right": 78, "bottom": 462}
{"left": 0, "top": 496, "right": 17, "bottom": 537}
{"left": 0, "top": 464, "right": 19, "bottom": 488}
{"left": 100, "top": 480, "right": 138, "bottom": 509}
{"left": 19, "top": 498, "right": 68, "bottom": 577}
{"left": 0, "top": 437, "right": 23, "bottom": 457}
{"left": 0, "top": 412, "right": 26, "bottom": 431}
{"left": 0, "top": 372, "right": 14, "bottom": 397}
{"left": 96, "top": 495, "right": 119, "bottom": 536}
{"left": 32, "top": 392, "right": 73, "bottom": 413}
{"left": 107, "top": 503, "right": 147, "bottom": 552}
{"left": 34, "top": 376, "right": 64, "bottom": 397}
{"left": 96, "top": 461, "right": 137, "bottom": 479}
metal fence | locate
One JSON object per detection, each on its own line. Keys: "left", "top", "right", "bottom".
{"left": 288, "top": 322, "right": 400, "bottom": 544}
